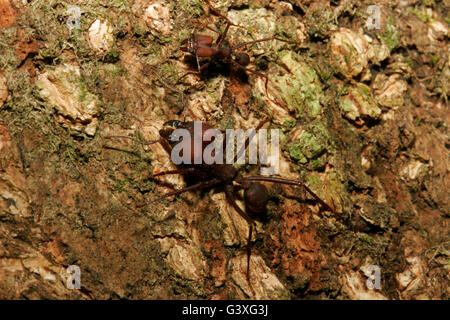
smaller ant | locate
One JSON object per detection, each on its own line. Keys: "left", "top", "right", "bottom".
{"left": 107, "top": 119, "right": 335, "bottom": 287}
{"left": 178, "top": 1, "right": 293, "bottom": 89}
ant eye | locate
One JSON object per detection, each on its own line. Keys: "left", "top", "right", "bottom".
{"left": 164, "top": 120, "right": 183, "bottom": 128}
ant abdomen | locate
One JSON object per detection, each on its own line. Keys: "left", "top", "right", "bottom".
{"left": 234, "top": 52, "right": 250, "bottom": 66}
{"left": 244, "top": 182, "right": 269, "bottom": 220}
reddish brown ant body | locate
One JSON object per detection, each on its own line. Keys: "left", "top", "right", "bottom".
{"left": 178, "top": 1, "right": 292, "bottom": 83}
{"left": 109, "top": 120, "right": 334, "bottom": 283}
{"left": 179, "top": 24, "right": 253, "bottom": 74}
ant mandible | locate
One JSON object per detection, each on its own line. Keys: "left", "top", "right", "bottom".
{"left": 109, "top": 119, "right": 335, "bottom": 284}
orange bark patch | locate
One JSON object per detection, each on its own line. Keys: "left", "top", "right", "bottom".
{"left": 58, "top": 181, "right": 83, "bottom": 207}
{"left": 50, "top": 175, "right": 83, "bottom": 207}
{"left": 0, "top": 123, "right": 11, "bottom": 151}
{"left": 43, "top": 240, "right": 67, "bottom": 264}
{"left": 378, "top": 170, "right": 412, "bottom": 215}
{"left": 204, "top": 240, "right": 227, "bottom": 287}
{"left": 15, "top": 30, "right": 39, "bottom": 63}
{"left": 279, "top": 199, "right": 328, "bottom": 291}
{"left": 227, "top": 81, "right": 250, "bottom": 106}
{"left": 0, "top": 0, "right": 17, "bottom": 29}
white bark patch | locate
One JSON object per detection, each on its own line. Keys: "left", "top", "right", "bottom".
{"left": 255, "top": 77, "right": 294, "bottom": 125}
{"left": 361, "top": 155, "right": 371, "bottom": 171}
{"left": 186, "top": 78, "right": 225, "bottom": 121}
{"left": 37, "top": 64, "right": 101, "bottom": 136}
{"left": 366, "top": 35, "right": 390, "bottom": 65}
{"left": 396, "top": 256, "right": 426, "bottom": 297}
{"left": 227, "top": 8, "right": 279, "bottom": 55}
{"left": 88, "top": 19, "right": 115, "bottom": 54}
{"left": 0, "top": 72, "right": 7, "bottom": 108}
{"left": 0, "top": 183, "right": 30, "bottom": 217}
{"left": 230, "top": 254, "right": 288, "bottom": 299}
{"left": 0, "top": 254, "right": 66, "bottom": 286}
{"left": 143, "top": 0, "right": 172, "bottom": 36}
{"left": 212, "top": 192, "right": 250, "bottom": 247}
{"left": 373, "top": 74, "right": 407, "bottom": 109}
{"left": 330, "top": 28, "right": 369, "bottom": 77}
{"left": 342, "top": 270, "right": 388, "bottom": 300}
{"left": 158, "top": 238, "right": 206, "bottom": 281}
{"left": 428, "top": 20, "right": 448, "bottom": 42}
{"left": 401, "top": 160, "right": 425, "bottom": 180}
{"left": 339, "top": 83, "right": 381, "bottom": 123}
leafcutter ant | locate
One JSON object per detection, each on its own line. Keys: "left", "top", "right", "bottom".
{"left": 178, "top": 0, "right": 293, "bottom": 97}
{"left": 107, "top": 119, "right": 335, "bottom": 285}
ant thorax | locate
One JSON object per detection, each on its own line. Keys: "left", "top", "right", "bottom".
{"left": 218, "top": 44, "right": 231, "bottom": 59}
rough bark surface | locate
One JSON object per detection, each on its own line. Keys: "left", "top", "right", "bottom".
{"left": 0, "top": 0, "right": 448, "bottom": 299}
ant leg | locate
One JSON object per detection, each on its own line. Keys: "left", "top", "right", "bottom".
{"left": 196, "top": 54, "right": 201, "bottom": 73}
{"left": 107, "top": 131, "right": 175, "bottom": 161}
{"left": 246, "top": 222, "right": 254, "bottom": 282}
{"left": 200, "top": 0, "right": 246, "bottom": 45}
{"left": 191, "top": 20, "right": 236, "bottom": 46}
{"left": 216, "top": 21, "right": 231, "bottom": 46}
{"left": 242, "top": 176, "right": 335, "bottom": 213}
{"left": 176, "top": 71, "right": 198, "bottom": 83}
{"left": 151, "top": 168, "right": 210, "bottom": 181}
{"left": 152, "top": 68, "right": 188, "bottom": 121}
{"left": 105, "top": 135, "right": 160, "bottom": 145}
{"left": 232, "top": 60, "right": 289, "bottom": 110}
{"left": 151, "top": 168, "right": 198, "bottom": 178}
{"left": 151, "top": 178, "right": 220, "bottom": 203}
{"left": 224, "top": 185, "right": 253, "bottom": 223}
{"left": 233, "top": 116, "right": 270, "bottom": 164}
{"left": 201, "top": 0, "right": 240, "bottom": 28}
{"left": 176, "top": 61, "right": 212, "bottom": 83}
{"left": 224, "top": 185, "right": 256, "bottom": 289}
{"left": 197, "top": 23, "right": 221, "bottom": 35}
{"left": 231, "top": 37, "right": 294, "bottom": 109}
{"left": 193, "top": 22, "right": 230, "bottom": 46}
{"left": 233, "top": 36, "right": 294, "bottom": 51}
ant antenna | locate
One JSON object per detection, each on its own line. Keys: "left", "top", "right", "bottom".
{"left": 105, "top": 135, "right": 160, "bottom": 145}
{"left": 241, "top": 176, "right": 335, "bottom": 213}
{"left": 154, "top": 71, "right": 189, "bottom": 122}
{"left": 201, "top": 0, "right": 242, "bottom": 29}
{"left": 146, "top": 65, "right": 189, "bottom": 121}
{"left": 232, "top": 36, "right": 295, "bottom": 51}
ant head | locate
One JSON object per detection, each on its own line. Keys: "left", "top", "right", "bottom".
{"left": 164, "top": 120, "right": 184, "bottom": 128}
{"left": 243, "top": 182, "right": 269, "bottom": 221}
{"left": 160, "top": 120, "right": 185, "bottom": 144}
{"left": 234, "top": 52, "right": 250, "bottom": 66}
{"left": 159, "top": 121, "right": 222, "bottom": 165}
{"left": 180, "top": 38, "right": 194, "bottom": 54}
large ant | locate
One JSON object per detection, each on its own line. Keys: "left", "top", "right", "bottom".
{"left": 108, "top": 119, "right": 334, "bottom": 284}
